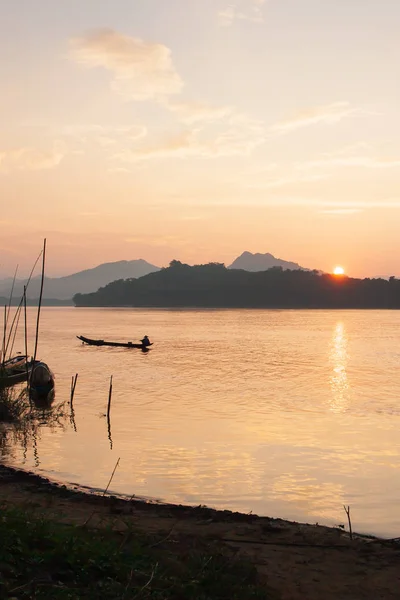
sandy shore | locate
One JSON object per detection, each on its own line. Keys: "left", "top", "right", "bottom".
{"left": 0, "top": 464, "right": 399, "bottom": 599}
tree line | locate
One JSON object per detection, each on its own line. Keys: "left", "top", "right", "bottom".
{"left": 73, "top": 261, "right": 400, "bottom": 309}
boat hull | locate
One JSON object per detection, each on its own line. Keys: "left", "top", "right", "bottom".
{"left": 0, "top": 360, "right": 37, "bottom": 388}
{"left": 77, "top": 335, "right": 152, "bottom": 349}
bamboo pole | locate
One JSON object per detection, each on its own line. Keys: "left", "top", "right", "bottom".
{"left": 107, "top": 375, "right": 113, "bottom": 450}
{"left": 24, "top": 286, "right": 29, "bottom": 388}
{"left": 5, "top": 265, "right": 18, "bottom": 326}
{"left": 70, "top": 373, "right": 78, "bottom": 432}
{"left": 3, "top": 248, "right": 43, "bottom": 360}
{"left": 70, "top": 373, "right": 78, "bottom": 407}
{"left": 31, "top": 238, "right": 46, "bottom": 375}
{"left": 8, "top": 302, "right": 22, "bottom": 360}
{"left": 23, "top": 286, "right": 28, "bottom": 360}
{"left": 1, "top": 305, "right": 6, "bottom": 366}
{"left": 107, "top": 375, "right": 113, "bottom": 420}
{"left": 343, "top": 505, "right": 353, "bottom": 540}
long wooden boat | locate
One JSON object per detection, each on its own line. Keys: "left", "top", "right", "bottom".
{"left": 0, "top": 359, "right": 38, "bottom": 388}
{"left": 77, "top": 335, "right": 152, "bottom": 349}
{"left": 3, "top": 355, "right": 28, "bottom": 370}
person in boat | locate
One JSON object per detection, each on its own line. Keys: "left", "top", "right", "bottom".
{"left": 141, "top": 335, "right": 151, "bottom": 347}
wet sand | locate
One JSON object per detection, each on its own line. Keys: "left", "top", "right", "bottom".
{"left": 0, "top": 464, "right": 399, "bottom": 599}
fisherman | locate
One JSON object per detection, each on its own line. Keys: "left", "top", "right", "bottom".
{"left": 141, "top": 335, "right": 151, "bottom": 347}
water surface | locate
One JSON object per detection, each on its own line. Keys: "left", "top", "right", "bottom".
{"left": 2, "top": 308, "right": 400, "bottom": 538}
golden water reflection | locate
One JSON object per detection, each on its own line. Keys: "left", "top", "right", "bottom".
{"left": 329, "top": 321, "right": 350, "bottom": 413}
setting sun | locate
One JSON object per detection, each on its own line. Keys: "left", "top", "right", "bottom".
{"left": 333, "top": 266, "right": 345, "bottom": 276}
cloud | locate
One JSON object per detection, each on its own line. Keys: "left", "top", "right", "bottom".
{"left": 247, "top": 173, "right": 327, "bottom": 190}
{"left": 0, "top": 142, "right": 66, "bottom": 172}
{"left": 262, "top": 197, "right": 400, "bottom": 209}
{"left": 295, "top": 144, "right": 400, "bottom": 171}
{"left": 218, "top": 0, "right": 266, "bottom": 26}
{"left": 70, "top": 29, "right": 184, "bottom": 101}
{"left": 68, "top": 29, "right": 268, "bottom": 162}
{"left": 57, "top": 123, "right": 147, "bottom": 149}
{"left": 114, "top": 113, "right": 266, "bottom": 161}
{"left": 319, "top": 208, "right": 363, "bottom": 215}
{"left": 165, "top": 101, "right": 234, "bottom": 123}
{"left": 297, "top": 155, "right": 400, "bottom": 170}
{"left": 125, "top": 235, "right": 190, "bottom": 247}
{"left": 58, "top": 124, "right": 147, "bottom": 138}
{"left": 269, "top": 102, "right": 369, "bottom": 135}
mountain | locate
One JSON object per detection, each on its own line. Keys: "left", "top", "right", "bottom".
{"left": 73, "top": 260, "right": 400, "bottom": 309}
{"left": 228, "top": 251, "right": 305, "bottom": 272}
{"left": 0, "top": 260, "right": 160, "bottom": 301}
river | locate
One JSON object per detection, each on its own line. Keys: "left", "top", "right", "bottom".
{"left": 2, "top": 307, "right": 400, "bottom": 538}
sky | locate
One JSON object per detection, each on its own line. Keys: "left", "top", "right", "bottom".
{"left": 1, "top": 0, "right": 400, "bottom": 278}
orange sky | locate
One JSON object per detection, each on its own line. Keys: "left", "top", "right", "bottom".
{"left": 1, "top": 0, "right": 400, "bottom": 278}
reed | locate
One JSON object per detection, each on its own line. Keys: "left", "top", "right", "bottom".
{"left": 0, "top": 386, "right": 30, "bottom": 423}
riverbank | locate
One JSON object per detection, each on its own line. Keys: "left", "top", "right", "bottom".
{"left": 1, "top": 465, "right": 399, "bottom": 599}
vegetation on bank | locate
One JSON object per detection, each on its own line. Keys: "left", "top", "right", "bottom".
{"left": 0, "top": 296, "right": 73, "bottom": 307}
{"left": 0, "top": 507, "right": 270, "bottom": 599}
{"left": 73, "top": 261, "right": 400, "bottom": 309}
{"left": 0, "top": 387, "right": 30, "bottom": 423}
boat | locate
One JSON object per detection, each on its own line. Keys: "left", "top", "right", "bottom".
{"left": 77, "top": 335, "right": 152, "bottom": 349}
{"left": 29, "top": 361, "right": 55, "bottom": 406}
{"left": 0, "top": 359, "right": 38, "bottom": 388}
{"left": 2, "top": 355, "right": 28, "bottom": 370}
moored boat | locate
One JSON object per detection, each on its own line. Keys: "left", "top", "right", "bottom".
{"left": 77, "top": 335, "right": 152, "bottom": 349}
{"left": 2, "top": 355, "right": 28, "bottom": 370}
{"left": 29, "top": 361, "right": 55, "bottom": 405}
{"left": 0, "top": 359, "right": 38, "bottom": 388}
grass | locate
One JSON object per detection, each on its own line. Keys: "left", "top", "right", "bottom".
{"left": 0, "top": 507, "right": 271, "bottom": 599}
{"left": 0, "top": 386, "right": 30, "bottom": 423}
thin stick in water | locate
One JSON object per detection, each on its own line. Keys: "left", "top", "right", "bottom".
{"left": 102, "top": 456, "right": 120, "bottom": 497}
{"left": 343, "top": 505, "right": 353, "bottom": 540}
{"left": 69, "top": 373, "right": 78, "bottom": 431}
{"left": 70, "top": 373, "right": 78, "bottom": 407}
{"left": 83, "top": 457, "right": 121, "bottom": 527}
{"left": 107, "top": 375, "right": 113, "bottom": 420}
{"left": 107, "top": 375, "right": 113, "bottom": 449}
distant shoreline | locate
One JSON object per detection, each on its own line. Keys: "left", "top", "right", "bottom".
{"left": 13, "top": 304, "right": 400, "bottom": 311}
{"left": 72, "top": 304, "right": 400, "bottom": 310}
{"left": 73, "top": 263, "right": 400, "bottom": 310}
{"left": 0, "top": 297, "right": 73, "bottom": 307}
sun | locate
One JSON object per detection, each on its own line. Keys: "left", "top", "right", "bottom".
{"left": 333, "top": 266, "right": 345, "bottom": 276}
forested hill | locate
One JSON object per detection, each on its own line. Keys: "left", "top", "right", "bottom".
{"left": 73, "top": 261, "right": 400, "bottom": 309}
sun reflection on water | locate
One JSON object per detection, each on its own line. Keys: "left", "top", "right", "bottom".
{"left": 329, "top": 321, "right": 350, "bottom": 413}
